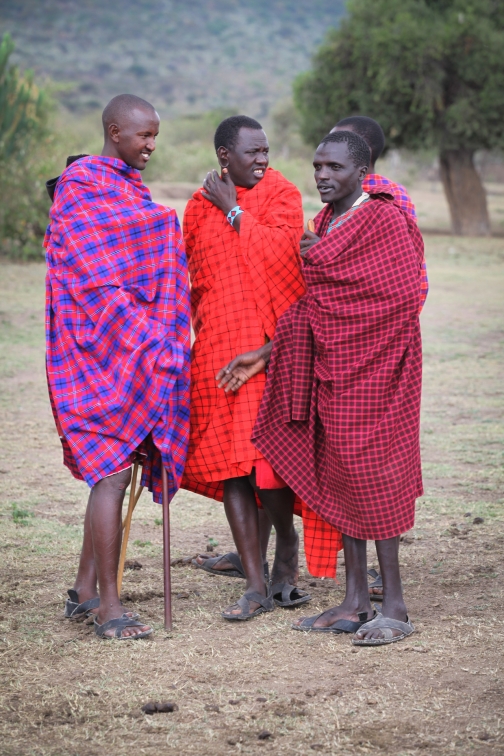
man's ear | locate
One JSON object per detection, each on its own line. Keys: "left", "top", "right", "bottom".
{"left": 217, "top": 146, "right": 229, "bottom": 168}
{"left": 108, "top": 123, "right": 120, "bottom": 144}
{"left": 359, "top": 165, "right": 368, "bottom": 181}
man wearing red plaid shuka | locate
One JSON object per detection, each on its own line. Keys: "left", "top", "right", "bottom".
{"left": 45, "top": 95, "right": 190, "bottom": 640}
{"left": 225, "top": 130, "right": 422, "bottom": 646}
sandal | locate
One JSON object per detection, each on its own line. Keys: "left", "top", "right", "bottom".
{"left": 192, "top": 553, "right": 269, "bottom": 581}
{"left": 271, "top": 582, "right": 311, "bottom": 607}
{"left": 367, "top": 569, "right": 383, "bottom": 601}
{"left": 352, "top": 614, "right": 415, "bottom": 646}
{"left": 222, "top": 589, "right": 275, "bottom": 621}
{"left": 65, "top": 589, "right": 100, "bottom": 619}
{"left": 64, "top": 589, "right": 138, "bottom": 621}
{"left": 292, "top": 610, "right": 376, "bottom": 634}
{"left": 94, "top": 613, "right": 153, "bottom": 640}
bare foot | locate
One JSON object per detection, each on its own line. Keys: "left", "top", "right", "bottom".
{"left": 95, "top": 603, "right": 151, "bottom": 638}
{"left": 293, "top": 601, "right": 373, "bottom": 630}
{"left": 194, "top": 553, "right": 237, "bottom": 572}
{"left": 353, "top": 599, "right": 407, "bottom": 642}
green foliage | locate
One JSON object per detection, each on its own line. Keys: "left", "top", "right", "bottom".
{"left": 294, "top": 0, "right": 504, "bottom": 152}
{"left": 0, "top": 33, "right": 54, "bottom": 259}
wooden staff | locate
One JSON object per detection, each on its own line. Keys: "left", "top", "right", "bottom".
{"left": 117, "top": 461, "right": 141, "bottom": 595}
{"left": 161, "top": 465, "right": 172, "bottom": 631}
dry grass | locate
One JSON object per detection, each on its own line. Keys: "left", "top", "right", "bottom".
{"left": 0, "top": 232, "right": 503, "bottom": 755}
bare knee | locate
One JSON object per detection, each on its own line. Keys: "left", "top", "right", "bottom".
{"left": 94, "top": 467, "right": 132, "bottom": 494}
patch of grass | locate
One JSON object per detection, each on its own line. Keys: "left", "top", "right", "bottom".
{"left": 133, "top": 540, "right": 151, "bottom": 548}
{"left": 11, "top": 502, "right": 33, "bottom": 526}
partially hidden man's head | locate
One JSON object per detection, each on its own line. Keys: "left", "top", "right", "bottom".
{"left": 102, "top": 94, "right": 160, "bottom": 171}
{"left": 330, "top": 115, "right": 385, "bottom": 170}
{"left": 314, "top": 131, "right": 370, "bottom": 205}
{"left": 214, "top": 115, "right": 269, "bottom": 189}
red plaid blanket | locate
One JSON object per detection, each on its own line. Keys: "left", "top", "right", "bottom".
{"left": 253, "top": 192, "right": 423, "bottom": 540}
{"left": 45, "top": 156, "right": 191, "bottom": 503}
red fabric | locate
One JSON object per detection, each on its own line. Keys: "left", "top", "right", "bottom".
{"left": 363, "top": 174, "right": 429, "bottom": 312}
{"left": 255, "top": 458, "right": 286, "bottom": 490}
{"left": 253, "top": 192, "right": 424, "bottom": 541}
{"left": 45, "top": 156, "right": 191, "bottom": 503}
{"left": 181, "top": 167, "right": 306, "bottom": 499}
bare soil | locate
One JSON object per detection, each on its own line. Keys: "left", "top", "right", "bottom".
{"left": 0, "top": 235, "right": 503, "bottom": 755}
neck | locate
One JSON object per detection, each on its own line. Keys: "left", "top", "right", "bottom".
{"left": 101, "top": 142, "right": 122, "bottom": 161}
{"left": 331, "top": 184, "right": 363, "bottom": 219}
{"left": 367, "top": 163, "right": 376, "bottom": 175}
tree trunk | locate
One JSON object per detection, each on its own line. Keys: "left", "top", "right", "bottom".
{"left": 439, "top": 149, "right": 490, "bottom": 236}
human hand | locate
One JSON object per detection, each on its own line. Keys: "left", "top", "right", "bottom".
{"left": 300, "top": 229, "right": 321, "bottom": 258}
{"left": 201, "top": 168, "right": 237, "bottom": 215}
{"left": 216, "top": 344, "right": 272, "bottom": 393}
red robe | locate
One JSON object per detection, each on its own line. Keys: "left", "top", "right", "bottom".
{"left": 253, "top": 193, "right": 423, "bottom": 540}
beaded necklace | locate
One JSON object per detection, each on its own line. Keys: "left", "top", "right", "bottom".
{"left": 326, "top": 192, "right": 370, "bottom": 236}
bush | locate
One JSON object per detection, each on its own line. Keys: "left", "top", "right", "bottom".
{"left": 0, "top": 33, "right": 54, "bottom": 260}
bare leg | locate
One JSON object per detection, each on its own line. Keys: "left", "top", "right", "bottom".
{"left": 92, "top": 468, "right": 151, "bottom": 638}
{"left": 258, "top": 508, "right": 273, "bottom": 562}
{"left": 222, "top": 476, "right": 267, "bottom": 615}
{"left": 293, "top": 534, "right": 373, "bottom": 628}
{"left": 72, "top": 489, "right": 98, "bottom": 602}
{"left": 354, "top": 536, "right": 407, "bottom": 641}
{"left": 255, "top": 484, "right": 297, "bottom": 584}
{"left": 194, "top": 506, "right": 273, "bottom": 572}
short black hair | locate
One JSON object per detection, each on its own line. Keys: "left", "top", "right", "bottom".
{"left": 318, "top": 131, "right": 371, "bottom": 168}
{"left": 102, "top": 94, "right": 157, "bottom": 132}
{"left": 335, "top": 116, "right": 385, "bottom": 164}
{"left": 214, "top": 115, "right": 263, "bottom": 152}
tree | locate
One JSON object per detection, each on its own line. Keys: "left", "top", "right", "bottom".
{"left": 293, "top": 0, "right": 504, "bottom": 236}
{"left": 0, "top": 33, "right": 52, "bottom": 259}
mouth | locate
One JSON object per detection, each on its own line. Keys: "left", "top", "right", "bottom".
{"left": 141, "top": 152, "right": 151, "bottom": 162}
{"left": 317, "top": 184, "right": 332, "bottom": 193}
{"left": 253, "top": 168, "right": 265, "bottom": 177}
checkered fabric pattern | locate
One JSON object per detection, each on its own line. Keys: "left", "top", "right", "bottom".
{"left": 253, "top": 192, "right": 424, "bottom": 541}
{"left": 363, "top": 174, "right": 429, "bottom": 311}
{"left": 181, "top": 167, "right": 306, "bottom": 499}
{"left": 45, "top": 156, "right": 191, "bottom": 503}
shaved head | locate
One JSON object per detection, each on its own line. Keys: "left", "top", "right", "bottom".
{"left": 102, "top": 94, "right": 157, "bottom": 133}
{"left": 101, "top": 94, "right": 160, "bottom": 171}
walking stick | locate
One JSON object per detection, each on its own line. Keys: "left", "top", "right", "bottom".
{"left": 161, "top": 465, "right": 172, "bottom": 631}
{"left": 117, "top": 461, "right": 143, "bottom": 595}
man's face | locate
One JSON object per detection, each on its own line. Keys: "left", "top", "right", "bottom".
{"left": 111, "top": 108, "right": 160, "bottom": 170}
{"left": 221, "top": 128, "right": 269, "bottom": 189}
{"left": 313, "top": 141, "right": 366, "bottom": 204}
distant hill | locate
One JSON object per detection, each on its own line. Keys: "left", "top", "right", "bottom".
{"left": 0, "top": 0, "right": 345, "bottom": 117}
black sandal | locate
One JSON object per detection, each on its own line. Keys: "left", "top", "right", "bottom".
{"left": 292, "top": 610, "right": 376, "bottom": 634}
{"left": 64, "top": 589, "right": 100, "bottom": 619}
{"left": 271, "top": 582, "right": 312, "bottom": 607}
{"left": 222, "top": 589, "right": 275, "bottom": 621}
{"left": 64, "top": 589, "right": 139, "bottom": 621}
{"left": 94, "top": 613, "right": 153, "bottom": 640}
{"left": 192, "top": 553, "right": 269, "bottom": 581}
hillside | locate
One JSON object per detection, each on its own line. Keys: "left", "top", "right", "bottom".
{"left": 0, "top": 0, "right": 344, "bottom": 117}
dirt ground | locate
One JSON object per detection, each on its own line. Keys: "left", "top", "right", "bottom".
{"left": 0, "top": 230, "right": 503, "bottom": 755}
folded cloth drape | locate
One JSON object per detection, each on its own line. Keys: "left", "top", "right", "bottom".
{"left": 253, "top": 192, "right": 424, "bottom": 541}
{"left": 45, "top": 156, "right": 191, "bottom": 503}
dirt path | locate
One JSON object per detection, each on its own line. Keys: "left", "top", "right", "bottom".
{"left": 0, "top": 236, "right": 503, "bottom": 755}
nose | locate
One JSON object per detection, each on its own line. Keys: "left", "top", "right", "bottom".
{"left": 256, "top": 151, "right": 268, "bottom": 165}
{"left": 317, "top": 166, "right": 330, "bottom": 181}
{"left": 146, "top": 137, "right": 156, "bottom": 153}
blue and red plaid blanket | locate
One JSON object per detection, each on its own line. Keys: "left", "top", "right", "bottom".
{"left": 45, "top": 156, "right": 190, "bottom": 502}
